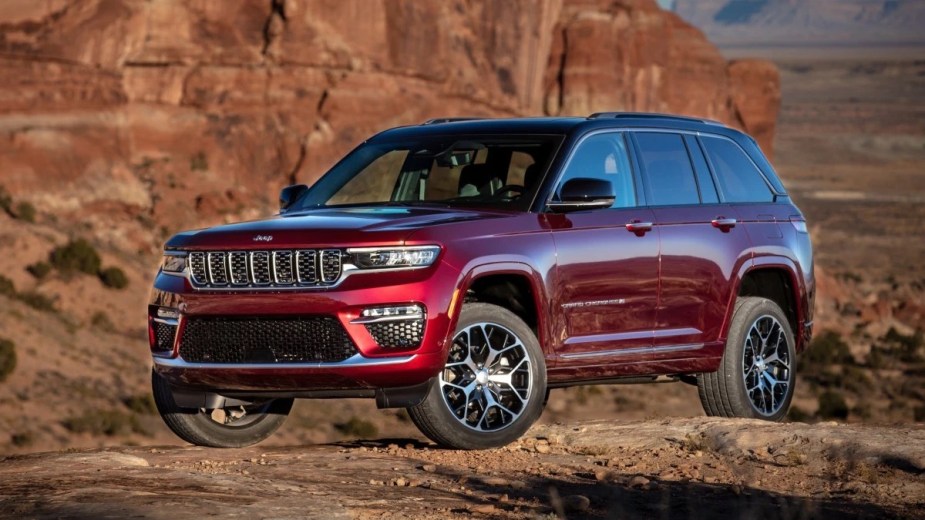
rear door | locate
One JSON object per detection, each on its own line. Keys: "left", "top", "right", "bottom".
{"left": 631, "top": 132, "right": 751, "bottom": 355}
{"left": 699, "top": 135, "right": 786, "bottom": 245}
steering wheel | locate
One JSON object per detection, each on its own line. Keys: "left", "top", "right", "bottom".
{"left": 490, "top": 185, "right": 526, "bottom": 200}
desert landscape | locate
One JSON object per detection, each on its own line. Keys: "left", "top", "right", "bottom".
{"left": 0, "top": 0, "right": 923, "bottom": 518}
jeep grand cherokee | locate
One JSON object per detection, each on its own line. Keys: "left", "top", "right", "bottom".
{"left": 149, "top": 113, "right": 814, "bottom": 449}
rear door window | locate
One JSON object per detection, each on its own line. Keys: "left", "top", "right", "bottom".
{"left": 635, "top": 133, "right": 700, "bottom": 206}
{"left": 700, "top": 136, "right": 774, "bottom": 203}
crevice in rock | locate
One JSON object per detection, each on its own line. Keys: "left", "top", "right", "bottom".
{"left": 315, "top": 88, "right": 329, "bottom": 115}
{"left": 553, "top": 27, "right": 568, "bottom": 115}
{"left": 286, "top": 137, "right": 307, "bottom": 186}
{"left": 261, "top": 0, "right": 287, "bottom": 57}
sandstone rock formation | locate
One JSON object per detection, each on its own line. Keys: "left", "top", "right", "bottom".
{"left": 0, "top": 0, "right": 779, "bottom": 249}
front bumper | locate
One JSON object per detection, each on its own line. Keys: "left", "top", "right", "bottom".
{"left": 148, "top": 260, "right": 460, "bottom": 393}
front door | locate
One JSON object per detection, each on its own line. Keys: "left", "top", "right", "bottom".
{"left": 548, "top": 132, "right": 659, "bottom": 362}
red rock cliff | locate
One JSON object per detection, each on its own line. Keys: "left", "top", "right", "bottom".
{"left": 0, "top": 0, "right": 779, "bottom": 248}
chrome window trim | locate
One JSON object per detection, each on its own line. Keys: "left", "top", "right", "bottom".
{"left": 544, "top": 127, "right": 783, "bottom": 211}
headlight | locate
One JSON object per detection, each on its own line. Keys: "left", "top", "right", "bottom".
{"left": 161, "top": 253, "right": 187, "bottom": 273}
{"left": 347, "top": 246, "right": 440, "bottom": 269}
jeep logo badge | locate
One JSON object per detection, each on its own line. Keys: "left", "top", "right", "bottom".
{"left": 253, "top": 235, "right": 273, "bottom": 242}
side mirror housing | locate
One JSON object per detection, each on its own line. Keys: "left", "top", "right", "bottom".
{"left": 547, "top": 178, "right": 615, "bottom": 212}
{"left": 279, "top": 184, "right": 308, "bottom": 213}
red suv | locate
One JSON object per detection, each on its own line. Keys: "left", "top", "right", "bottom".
{"left": 149, "top": 113, "right": 814, "bottom": 449}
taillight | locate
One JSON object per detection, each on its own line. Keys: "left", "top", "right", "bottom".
{"left": 790, "top": 216, "right": 808, "bottom": 233}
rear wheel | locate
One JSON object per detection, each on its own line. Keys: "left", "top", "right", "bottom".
{"left": 698, "top": 296, "right": 796, "bottom": 421}
{"left": 152, "top": 369, "right": 292, "bottom": 448}
{"left": 408, "top": 303, "right": 546, "bottom": 449}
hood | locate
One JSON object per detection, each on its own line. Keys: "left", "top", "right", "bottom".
{"left": 165, "top": 206, "right": 511, "bottom": 250}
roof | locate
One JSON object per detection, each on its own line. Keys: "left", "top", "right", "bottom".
{"left": 372, "top": 113, "right": 744, "bottom": 142}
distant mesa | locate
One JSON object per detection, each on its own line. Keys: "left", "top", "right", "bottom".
{"left": 673, "top": 0, "right": 925, "bottom": 47}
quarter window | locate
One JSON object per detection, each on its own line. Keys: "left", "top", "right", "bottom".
{"left": 701, "top": 136, "right": 774, "bottom": 203}
{"left": 557, "top": 133, "right": 636, "bottom": 208}
{"left": 635, "top": 133, "right": 700, "bottom": 206}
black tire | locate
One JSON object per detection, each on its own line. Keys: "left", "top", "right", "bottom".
{"left": 408, "top": 303, "right": 547, "bottom": 450}
{"left": 697, "top": 296, "right": 796, "bottom": 421}
{"left": 152, "top": 369, "right": 292, "bottom": 448}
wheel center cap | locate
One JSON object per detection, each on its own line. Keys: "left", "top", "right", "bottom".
{"left": 476, "top": 369, "right": 489, "bottom": 385}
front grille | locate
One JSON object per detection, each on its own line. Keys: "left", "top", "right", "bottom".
{"left": 365, "top": 319, "right": 424, "bottom": 349}
{"left": 187, "top": 250, "right": 342, "bottom": 289}
{"left": 179, "top": 316, "right": 357, "bottom": 364}
{"left": 152, "top": 321, "right": 177, "bottom": 353}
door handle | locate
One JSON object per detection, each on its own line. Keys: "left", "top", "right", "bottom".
{"left": 711, "top": 217, "right": 737, "bottom": 232}
{"left": 625, "top": 220, "right": 653, "bottom": 236}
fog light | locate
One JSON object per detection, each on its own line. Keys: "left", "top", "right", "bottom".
{"left": 355, "top": 304, "right": 426, "bottom": 349}
{"left": 157, "top": 307, "right": 180, "bottom": 320}
{"left": 360, "top": 304, "right": 424, "bottom": 320}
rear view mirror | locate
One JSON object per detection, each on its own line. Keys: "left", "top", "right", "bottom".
{"left": 547, "top": 178, "right": 615, "bottom": 212}
{"left": 279, "top": 184, "right": 308, "bottom": 213}
{"left": 434, "top": 140, "right": 485, "bottom": 167}
{"left": 436, "top": 151, "right": 474, "bottom": 168}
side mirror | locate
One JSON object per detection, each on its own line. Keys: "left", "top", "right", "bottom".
{"left": 547, "top": 178, "right": 615, "bottom": 212}
{"left": 279, "top": 184, "right": 308, "bottom": 213}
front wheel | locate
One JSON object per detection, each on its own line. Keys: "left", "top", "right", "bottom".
{"left": 408, "top": 303, "right": 547, "bottom": 449}
{"left": 152, "top": 369, "right": 292, "bottom": 448}
{"left": 697, "top": 296, "right": 796, "bottom": 421}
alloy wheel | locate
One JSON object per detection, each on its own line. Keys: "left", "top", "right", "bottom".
{"left": 742, "top": 315, "right": 792, "bottom": 416}
{"left": 439, "top": 322, "right": 533, "bottom": 432}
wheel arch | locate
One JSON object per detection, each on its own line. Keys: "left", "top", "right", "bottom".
{"left": 728, "top": 258, "right": 806, "bottom": 351}
{"left": 447, "top": 262, "right": 551, "bottom": 359}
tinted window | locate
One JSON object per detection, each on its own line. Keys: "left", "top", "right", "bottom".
{"left": 635, "top": 133, "right": 700, "bottom": 206}
{"left": 557, "top": 133, "right": 635, "bottom": 208}
{"left": 293, "top": 135, "right": 560, "bottom": 212}
{"left": 701, "top": 136, "right": 774, "bottom": 203}
{"left": 684, "top": 135, "right": 719, "bottom": 204}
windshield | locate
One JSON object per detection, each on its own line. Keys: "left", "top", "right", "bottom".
{"left": 291, "top": 134, "right": 563, "bottom": 212}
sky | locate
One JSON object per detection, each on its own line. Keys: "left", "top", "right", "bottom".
{"left": 656, "top": 0, "right": 674, "bottom": 9}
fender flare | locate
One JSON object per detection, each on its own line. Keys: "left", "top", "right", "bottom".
{"left": 443, "top": 261, "right": 552, "bottom": 359}
{"left": 724, "top": 256, "right": 807, "bottom": 350}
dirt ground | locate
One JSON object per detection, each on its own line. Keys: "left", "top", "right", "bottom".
{"left": 2, "top": 417, "right": 922, "bottom": 519}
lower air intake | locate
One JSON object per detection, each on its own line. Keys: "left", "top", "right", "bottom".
{"left": 179, "top": 316, "right": 357, "bottom": 363}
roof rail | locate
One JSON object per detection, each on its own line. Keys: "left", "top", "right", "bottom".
{"left": 587, "top": 112, "right": 725, "bottom": 126}
{"left": 421, "top": 117, "right": 487, "bottom": 125}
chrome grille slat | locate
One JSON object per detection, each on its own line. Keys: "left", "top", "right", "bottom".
{"left": 189, "top": 252, "right": 207, "bottom": 285}
{"left": 296, "top": 250, "right": 317, "bottom": 284}
{"left": 187, "top": 249, "right": 342, "bottom": 289}
{"left": 207, "top": 252, "right": 228, "bottom": 285}
{"left": 321, "top": 250, "right": 341, "bottom": 283}
{"left": 272, "top": 251, "right": 294, "bottom": 284}
{"left": 229, "top": 252, "right": 249, "bottom": 285}
{"left": 250, "top": 251, "right": 271, "bottom": 285}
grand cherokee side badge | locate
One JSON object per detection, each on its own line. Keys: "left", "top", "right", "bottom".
{"left": 253, "top": 235, "right": 273, "bottom": 242}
